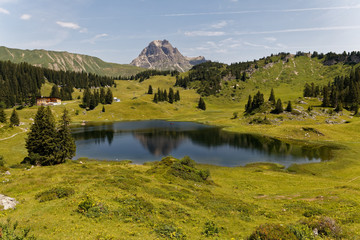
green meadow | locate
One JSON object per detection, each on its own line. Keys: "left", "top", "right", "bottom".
{"left": 1, "top": 56, "right": 360, "bottom": 239}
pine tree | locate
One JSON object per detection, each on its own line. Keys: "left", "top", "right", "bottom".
{"left": 9, "top": 109, "right": 20, "bottom": 127}
{"left": 198, "top": 97, "right": 206, "bottom": 110}
{"left": 50, "top": 85, "right": 60, "bottom": 98}
{"left": 105, "top": 88, "right": 113, "bottom": 104}
{"left": 54, "top": 109, "right": 76, "bottom": 164}
{"left": 102, "top": 106, "right": 105, "bottom": 112}
{"left": 25, "top": 106, "right": 57, "bottom": 165}
{"left": 148, "top": 85, "right": 153, "bottom": 94}
{"left": 0, "top": 108, "right": 6, "bottom": 123}
{"left": 168, "top": 88, "right": 174, "bottom": 104}
{"left": 272, "top": 99, "right": 283, "bottom": 114}
{"left": 286, "top": 101, "right": 292, "bottom": 112}
{"left": 269, "top": 88, "right": 276, "bottom": 105}
{"left": 175, "top": 90, "right": 180, "bottom": 102}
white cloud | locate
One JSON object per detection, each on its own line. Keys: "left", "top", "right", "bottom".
{"left": 185, "top": 31, "right": 225, "bottom": 37}
{"left": 56, "top": 21, "right": 80, "bottom": 30}
{"left": 211, "top": 20, "right": 228, "bottom": 29}
{"left": 235, "top": 25, "right": 360, "bottom": 35}
{"left": 164, "top": 5, "right": 360, "bottom": 17}
{"left": 264, "top": 37, "right": 277, "bottom": 42}
{"left": 243, "top": 41, "right": 271, "bottom": 49}
{"left": 85, "top": 33, "right": 109, "bottom": 44}
{"left": 20, "top": 14, "right": 31, "bottom": 20}
{"left": 0, "top": 7, "right": 9, "bottom": 14}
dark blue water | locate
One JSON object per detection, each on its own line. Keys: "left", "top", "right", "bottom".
{"left": 71, "top": 120, "right": 333, "bottom": 167}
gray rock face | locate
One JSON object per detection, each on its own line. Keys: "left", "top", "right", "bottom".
{"left": 130, "top": 40, "right": 206, "bottom": 72}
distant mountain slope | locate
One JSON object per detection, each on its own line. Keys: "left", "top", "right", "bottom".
{"left": 0, "top": 46, "right": 144, "bottom": 77}
{"left": 130, "top": 40, "right": 206, "bottom": 72}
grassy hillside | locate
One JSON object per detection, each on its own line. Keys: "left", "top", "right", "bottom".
{"left": 0, "top": 46, "right": 144, "bottom": 77}
{"left": 1, "top": 55, "right": 360, "bottom": 239}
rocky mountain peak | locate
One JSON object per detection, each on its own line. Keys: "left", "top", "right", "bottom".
{"left": 130, "top": 40, "right": 206, "bottom": 72}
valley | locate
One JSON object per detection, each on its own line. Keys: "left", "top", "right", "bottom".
{"left": 1, "top": 52, "right": 360, "bottom": 238}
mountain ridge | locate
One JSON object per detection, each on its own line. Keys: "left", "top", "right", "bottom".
{"left": 130, "top": 40, "right": 206, "bottom": 72}
{"left": 0, "top": 46, "right": 144, "bottom": 77}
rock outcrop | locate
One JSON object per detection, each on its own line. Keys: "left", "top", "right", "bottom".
{"left": 130, "top": 40, "right": 206, "bottom": 72}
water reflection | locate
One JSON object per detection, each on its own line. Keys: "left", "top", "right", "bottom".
{"left": 71, "top": 120, "right": 334, "bottom": 166}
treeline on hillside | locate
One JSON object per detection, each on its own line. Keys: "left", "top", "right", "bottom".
{"left": 0, "top": 60, "right": 115, "bottom": 107}
{"left": 119, "top": 70, "right": 179, "bottom": 81}
{"left": 303, "top": 67, "right": 360, "bottom": 112}
{"left": 153, "top": 87, "right": 180, "bottom": 104}
{"left": 294, "top": 51, "right": 360, "bottom": 65}
{"left": 175, "top": 61, "right": 225, "bottom": 96}
{"left": 81, "top": 87, "right": 113, "bottom": 110}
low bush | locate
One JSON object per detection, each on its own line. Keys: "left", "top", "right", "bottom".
{"left": 248, "top": 223, "right": 297, "bottom": 240}
{"left": 78, "top": 196, "right": 108, "bottom": 218}
{"left": 153, "top": 223, "right": 186, "bottom": 239}
{"left": 0, "top": 219, "right": 36, "bottom": 240}
{"left": 202, "top": 221, "right": 219, "bottom": 237}
{"left": 35, "top": 187, "right": 75, "bottom": 202}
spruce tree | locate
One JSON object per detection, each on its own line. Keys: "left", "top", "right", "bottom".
{"left": 269, "top": 88, "right": 276, "bottom": 105}
{"left": 54, "top": 109, "right": 76, "bottom": 164}
{"left": 245, "top": 95, "right": 252, "bottom": 113}
{"left": 163, "top": 90, "right": 168, "bottom": 102}
{"left": 168, "top": 88, "right": 174, "bottom": 104}
{"left": 322, "top": 86, "right": 330, "bottom": 107}
{"left": 153, "top": 93, "right": 158, "bottom": 103}
{"left": 100, "top": 88, "right": 106, "bottom": 104}
{"left": 148, "top": 85, "right": 153, "bottom": 94}
{"left": 272, "top": 99, "right": 283, "bottom": 114}
{"left": 102, "top": 106, "right": 105, "bottom": 112}
{"left": 198, "top": 97, "right": 206, "bottom": 110}
{"left": 105, "top": 88, "right": 113, "bottom": 104}
{"left": 286, "top": 101, "right": 292, "bottom": 112}
{"left": 25, "top": 106, "right": 57, "bottom": 165}
{"left": 9, "top": 109, "right": 20, "bottom": 127}
{"left": 335, "top": 102, "right": 343, "bottom": 112}
{"left": 0, "top": 108, "right": 6, "bottom": 123}
{"left": 50, "top": 85, "right": 60, "bottom": 98}
{"left": 82, "top": 88, "right": 91, "bottom": 108}
{"left": 175, "top": 90, "right": 180, "bottom": 102}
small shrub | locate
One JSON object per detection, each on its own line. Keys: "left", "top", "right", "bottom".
{"left": 304, "top": 216, "right": 342, "bottom": 238}
{"left": 288, "top": 224, "right": 315, "bottom": 240}
{"left": 248, "top": 223, "right": 297, "bottom": 240}
{"left": 249, "top": 116, "right": 271, "bottom": 125}
{"left": 0, "top": 219, "right": 36, "bottom": 239}
{"left": 153, "top": 223, "right": 186, "bottom": 239}
{"left": 35, "top": 187, "right": 75, "bottom": 202}
{"left": 78, "top": 196, "right": 108, "bottom": 218}
{"left": 202, "top": 221, "right": 219, "bottom": 237}
{"left": 0, "top": 155, "right": 5, "bottom": 166}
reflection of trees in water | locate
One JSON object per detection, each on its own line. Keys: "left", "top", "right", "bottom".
{"left": 72, "top": 124, "right": 114, "bottom": 145}
{"left": 186, "top": 128, "right": 332, "bottom": 161}
{"left": 133, "top": 130, "right": 185, "bottom": 156}
{"left": 72, "top": 123, "right": 333, "bottom": 161}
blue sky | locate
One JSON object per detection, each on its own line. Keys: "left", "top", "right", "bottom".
{"left": 0, "top": 0, "right": 359, "bottom": 64}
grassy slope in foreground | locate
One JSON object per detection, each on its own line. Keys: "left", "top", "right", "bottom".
{"left": 1, "top": 57, "right": 360, "bottom": 238}
{"left": 0, "top": 46, "right": 144, "bottom": 77}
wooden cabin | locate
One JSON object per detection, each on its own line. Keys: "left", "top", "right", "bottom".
{"left": 36, "top": 97, "right": 62, "bottom": 106}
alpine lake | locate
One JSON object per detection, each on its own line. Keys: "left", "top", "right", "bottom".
{"left": 71, "top": 120, "right": 336, "bottom": 167}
